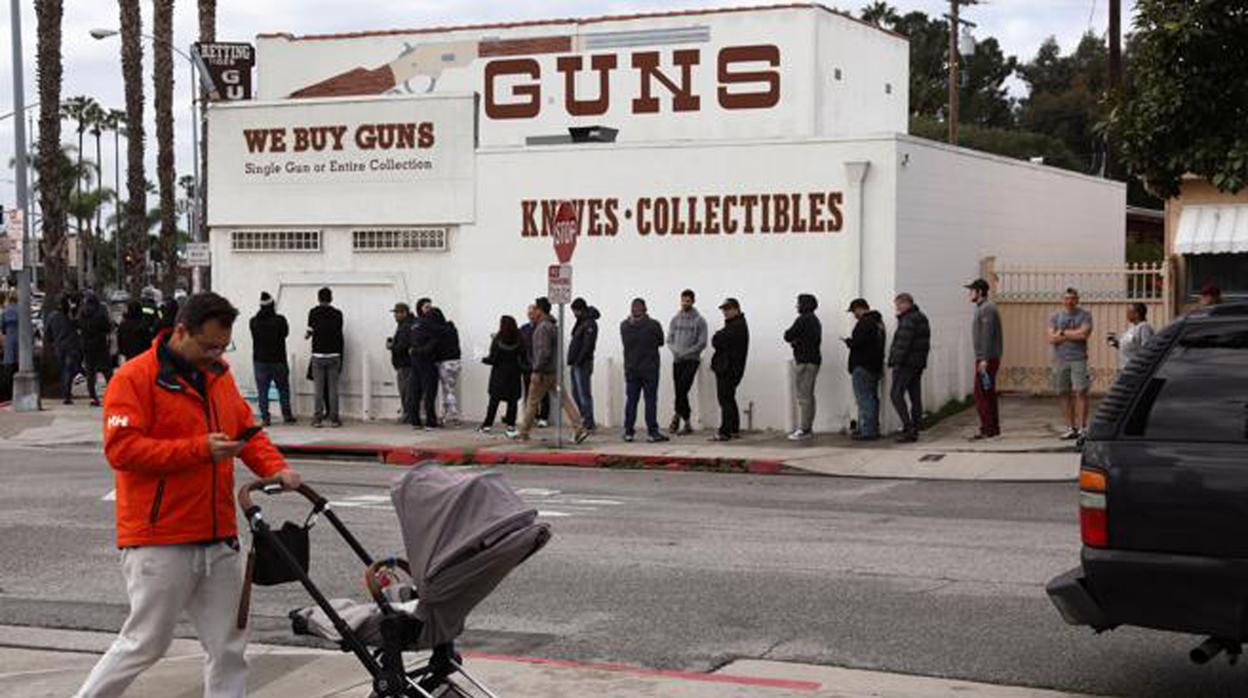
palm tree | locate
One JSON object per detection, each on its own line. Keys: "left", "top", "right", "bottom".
{"left": 61, "top": 95, "right": 102, "bottom": 287}
{"left": 86, "top": 101, "right": 108, "bottom": 246}
{"left": 153, "top": 0, "right": 178, "bottom": 294}
{"left": 198, "top": 0, "right": 216, "bottom": 256}
{"left": 102, "top": 108, "right": 127, "bottom": 284}
{"left": 119, "top": 0, "right": 147, "bottom": 296}
{"left": 36, "top": 0, "right": 67, "bottom": 298}
{"left": 860, "top": 1, "right": 900, "bottom": 29}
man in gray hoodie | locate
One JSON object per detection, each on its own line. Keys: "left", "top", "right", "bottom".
{"left": 513, "top": 298, "right": 589, "bottom": 443}
{"left": 666, "top": 289, "right": 708, "bottom": 434}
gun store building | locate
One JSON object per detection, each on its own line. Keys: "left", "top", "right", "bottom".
{"left": 207, "top": 3, "right": 1125, "bottom": 431}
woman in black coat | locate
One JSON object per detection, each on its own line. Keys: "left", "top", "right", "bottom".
{"left": 77, "top": 293, "right": 114, "bottom": 407}
{"left": 479, "top": 315, "right": 526, "bottom": 432}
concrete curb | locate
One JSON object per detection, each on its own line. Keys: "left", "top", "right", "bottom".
{"left": 276, "top": 443, "right": 796, "bottom": 475}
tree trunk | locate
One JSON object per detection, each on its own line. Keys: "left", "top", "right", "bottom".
{"left": 35, "top": 0, "right": 66, "bottom": 300}
{"left": 154, "top": 0, "right": 178, "bottom": 295}
{"left": 119, "top": 0, "right": 147, "bottom": 296}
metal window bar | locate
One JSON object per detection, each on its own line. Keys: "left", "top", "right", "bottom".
{"left": 352, "top": 228, "right": 449, "bottom": 252}
{"left": 231, "top": 230, "right": 322, "bottom": 252}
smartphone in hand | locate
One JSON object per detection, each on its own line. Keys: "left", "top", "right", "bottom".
{"left": 236, "top": 425, "right": 264, "bottom": 443}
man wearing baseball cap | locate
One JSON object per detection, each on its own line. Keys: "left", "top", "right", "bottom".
{"left": 844, "top": 298, "right": 885, "bottom": 440}
{"left": 710, "top": 298, "right": 749, "bottom": 441}
{"left": 966, "top": 278, "right": 1003, "bottom": 439}
{"left": 388, "top": 302, "right": 415, "bottom": 424}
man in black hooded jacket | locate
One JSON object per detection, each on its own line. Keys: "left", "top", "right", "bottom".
{"left": 567, "top": 298, "right": 600, "bottom": 431}
{"left": 783, "top": 293, "right": 822, "bottom": 440}
{"left": 710, "top": 298, "right": 749, "bottom": 441}
{"left": 250, "top": 292, "right": 295, "bottom": 426}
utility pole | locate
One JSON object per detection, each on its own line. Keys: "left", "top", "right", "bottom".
{"left": 946, "top": 0, "right": 978, "bottom": 145}
{"left": 9, "top": 0, "right": 40, "bottom": 411}
{"left": 1106, "top": 0, "right": 1122, "bottom": 178}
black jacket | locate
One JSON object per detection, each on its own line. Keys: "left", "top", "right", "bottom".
{"left": 390, "top": 314, "right": 414, "bottom": 368}
{"left": 783, "top": 312, "right": 822, "bottom": 365}
{"left": 567, "top": 307, "right": 600, "bottom": 367}
{"left": 436, "top": 321, "right": 462, "bottom": 362}
{"left": 846, "top": 310, "right": 885, "bottom": 375}
{"left": 408, "top": 315, "right": 441, "bottom": 364}
{"left": 711, "top": 314, "right": 749, "bottom": 380}
{"left": 888, "top": 306, "right": 931, "bottom": 370}
{"left": 620, "top": 314, "right": 664, "bottom": 377}
{"left": 483, "top": 335, "right": 525, "bottom": 401}
{"left": 250, "top": 306, "right": 290, "bottom": 365}
{"left": 117, "top": 314, "right": 153, "bottom": 360}
{"left": 307, "top": 304, "right": 344, "bottom": 355}
{"left": 79, "top": 301, "right": 113, "bottom": 369}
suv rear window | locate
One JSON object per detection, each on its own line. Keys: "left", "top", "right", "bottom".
{"left": 1124, "top": 327, "right": 1248, "bottom": 442}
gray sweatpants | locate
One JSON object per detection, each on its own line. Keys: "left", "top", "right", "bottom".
{"left": 74, "top": 543, "right": 248, "bottom": 697}
{"left": 794, "top": 363, "right": 820, "bottom": 432}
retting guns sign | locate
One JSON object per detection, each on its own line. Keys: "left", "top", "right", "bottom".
{"left": 552, "top": 201, "right": 579, "bottom": 263}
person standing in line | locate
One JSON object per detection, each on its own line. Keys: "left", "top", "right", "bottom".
{"left": 408, "top": 300, "right": 442, "bottom": 430}
{"left": 1108, "top": 302, "right": 1155, "bottom": 368}
{"left": 520, "top": 309, "right": 551, "bottom": 427}
{"left": 966, "top": 278, "right": 1003, "bottom": 440}
{"left": 1198, "top": 282, "right": 1223, "bottom": 307}
{"left": 1, "top": 292, "right": 18, "bottom": 400}
{"left": 480, "top": 315, "right": 525, "bottom": 432}
{"left": 117, "top": 300, "right": 154, "bottom": 364}
{"left": 250, "top": 292, "right": 296, "bottom": 427}
{"left": 513, "top": 298, "right": 588, "bottom": 443}
{"left": 783, "top": 293, "right": 822, "bottom": 441}
{"left": 73, "top": 292, "right": 302, "bottom": 698}
{"left": 709, "top": 298, "right": 749, "bottom": 441}
{"left": 844, "top": 298, "right": 886, "bottom": 441}
{"left": 387, "top": 303, "right": 415, "bottom": 424}
{"left": 666, "top": 289, "right": 708, "bottom": 435}
{"left": 887, "top": 292, "right": 931, "bottom": 443}
{"left": 79, "top": 293, "right": 115, "bottom": 408}
{"left": 432, "top": 307, "right": 463, "bottom": 426}
{"left": 567, "top": 298, "right": 600, "bottom": 432}
{"left": 620, "top": 298, "right": 669, "bottom": 443}
{"left": 306, "top": 287, "right": 344, "bottom": 428}
{"left": 1047, "top": 287, "right": 1093, "bottom": 440}
{"left": 46, "top": 295, "right": 84, "bottom": 405}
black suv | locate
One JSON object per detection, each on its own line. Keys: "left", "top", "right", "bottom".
{"left": 1047, "top": 302, "right": 1248, "bottom": 663}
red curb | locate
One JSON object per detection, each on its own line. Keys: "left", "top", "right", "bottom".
{"left": 463, "top": 650, "right": 822, "bottom": 691}
{"left": 275, "top": 442, "right": 794, "bottom": 475}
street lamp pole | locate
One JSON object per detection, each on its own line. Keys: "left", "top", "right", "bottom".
{"left": 9, "top": 0, "right": 40, "bottom": 411}
{"left": 91, "top": 28, "right": 215, "bottom": 293}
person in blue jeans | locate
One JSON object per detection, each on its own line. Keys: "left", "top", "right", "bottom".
{"left": 250, "top": 292, "right": 296, "bottom": 426}
{"left": 844, "top": 298, "right": 886, "bottom": 440}
{"left": 45, "top": 295, "right": 84, "bottom": 405}
{"left": 567, "top": 298, "right": 600, "bottom": 431}
{"left": 619, "top": 298, "right": 669, "bottom": 443}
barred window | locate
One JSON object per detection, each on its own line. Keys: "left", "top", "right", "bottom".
{"left": 353, "top": 228, "right": 449, "bottom": 252}
{"left": 231, "top": 230, "right": 322, "bottom": 252}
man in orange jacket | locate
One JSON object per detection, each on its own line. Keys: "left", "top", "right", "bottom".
{"left": 75, "top": 292, "right": 302, "bottom": 698}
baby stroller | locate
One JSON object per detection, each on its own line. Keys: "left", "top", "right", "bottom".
{"left": 237, "top": 463, "right": 552, "bottom": 697}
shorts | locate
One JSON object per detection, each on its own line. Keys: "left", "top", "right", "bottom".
{"left": 1053, "top": 359, "right": 1090, "bottom": 394}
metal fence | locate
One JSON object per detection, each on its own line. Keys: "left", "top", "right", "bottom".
{"left": 986, "top": 258, "right": 1171, "bottom": 394}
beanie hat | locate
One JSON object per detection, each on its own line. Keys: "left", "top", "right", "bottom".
{"left": 260, "top": 291, "right": 275, "bottom": 306}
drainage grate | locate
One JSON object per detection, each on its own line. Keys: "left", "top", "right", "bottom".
{"left": 918, "top": 454, "right": 946, "bottom": 462}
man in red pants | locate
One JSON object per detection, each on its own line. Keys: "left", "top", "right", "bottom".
{"left": 966, "top": 278, "right": 1003, "bottom": 439}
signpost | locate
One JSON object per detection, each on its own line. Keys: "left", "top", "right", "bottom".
{"left": 185, "top": 242, "right": 211, "bottom": 268}
{"left": 550, "top": 202, "right": 579, "bottom": 447}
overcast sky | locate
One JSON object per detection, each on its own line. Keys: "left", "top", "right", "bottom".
{"left": 1, "top": 0, "right": 1136, "bottom": 213}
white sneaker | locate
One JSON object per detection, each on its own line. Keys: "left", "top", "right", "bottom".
{"left": 537, "top": 419, "right": 549, "bottom": 428}
{"left": 478, "top": 426, "right": 492, "bottom": 434}
{"left": 1059, "top": 427, "right": 1080, "bottom": 440}
{"left": 787, "top": 429, "right": 812, "bottom": 441}
{"left": 505, "top": 428, "right": 520, "bottom": 439}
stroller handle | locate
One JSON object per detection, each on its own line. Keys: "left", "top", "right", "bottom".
{"left": 238, "top": 477, "right": 327, "bottom": 518}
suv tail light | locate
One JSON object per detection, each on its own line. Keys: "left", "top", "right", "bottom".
{"left": 1079, "top": 468, "right": 1108, "bottom": 548}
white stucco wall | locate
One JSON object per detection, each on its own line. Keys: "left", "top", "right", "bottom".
{"left": 212, "top": 135, "right": 899, "bottom": 432}
{"left": 891, "top": 135, "right": 1126, "bottom": 416}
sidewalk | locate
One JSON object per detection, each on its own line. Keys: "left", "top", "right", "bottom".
{"left": 0, "top": 395, "right": 1083, "bottom": 481}
{"left": 0, "top": 625, "right": 1101, "bottom": 698}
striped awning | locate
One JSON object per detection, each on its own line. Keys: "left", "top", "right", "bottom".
{"left": 1175, "top": 204, "right": 1248, "bottom": 254}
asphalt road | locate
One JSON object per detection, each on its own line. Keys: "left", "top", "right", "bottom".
{"left": 1, "top": 445, "right": 1244, "bottom": 697}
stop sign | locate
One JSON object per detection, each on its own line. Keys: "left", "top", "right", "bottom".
{"left": 552, "top": 200, "right": 579, "bottom": 264}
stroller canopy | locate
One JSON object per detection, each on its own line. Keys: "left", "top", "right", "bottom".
{"left": 391, "top": 463, "right": 551, "bottom": 647}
